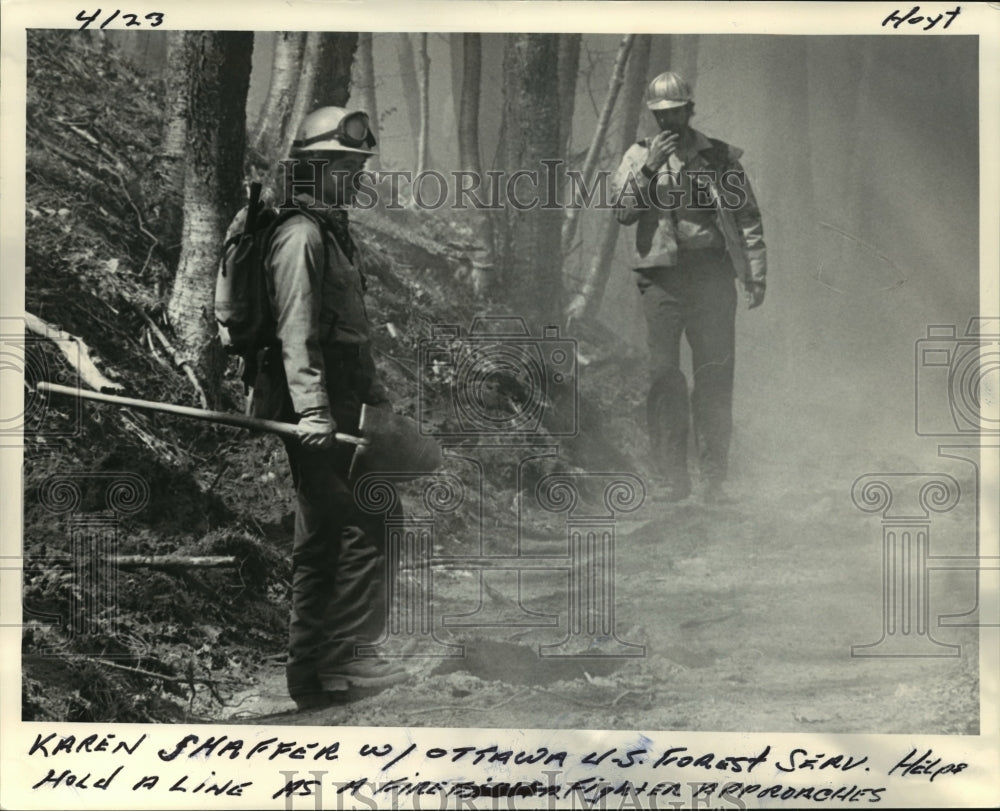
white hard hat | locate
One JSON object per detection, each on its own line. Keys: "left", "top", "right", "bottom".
{"left": 645, "top": 71, "right": 693, "bottom": 110}
{"left": 291, "top": 107, "right": 377, "bottom": 155}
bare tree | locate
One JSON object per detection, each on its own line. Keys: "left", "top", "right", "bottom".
{"left": 499, "top": 33, "right": 563, "bottom": 322}
{"left": 352, "top": 32, "right": 379, "bottom": 168}
{"left": 165, "top": 31, "right": 253, "bottom": 407}
{"left": 455, "top": 32, "right": 495, "bottom": 293}
{"left": 560, "top": 33, "right": 635, "bottom": 257}
{"left": 565, "top": 34, "right": 653, "bottom": 325}
{"left": 396, "top": 33, "right": 422, "bottom": 168}
{"left": 250, "top": 32, "right": 305, "bottom": 162}
{"left": 457, "top": 33, "right": 483, "bottom": 174}
{"left": 556, "top": 34, "right": 581, "bottom": 160}
{"left": 449, "top": 33, "right": 463, "bottom": 134}
{"left": 279, "top": 31, "right": 322, "bottom": 169}
{"left": 415, "top": 32, "right": 430, "bottom": 178}
{"left": 162, "top": 32, "right": 188, "bottom": 165}
{"left": 159, "top": 31, "right": 189, "bottom": 268}
{"left": 311, "top": 33, "right": 359, "bottom": 109}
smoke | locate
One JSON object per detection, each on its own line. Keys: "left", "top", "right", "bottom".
{"left": 599, "top": 35, "right": 980, "bottom": 478}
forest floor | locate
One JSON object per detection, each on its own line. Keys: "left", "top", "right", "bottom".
{"left": 19, "top": 32, "right": 979, "bottom": 736}
{"left": 228, "top": 463, "right": 979, "bottom": 735}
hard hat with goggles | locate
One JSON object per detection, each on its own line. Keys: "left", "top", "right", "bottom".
{"left": 291, "top": 107, "right": 377, "bottom": 155}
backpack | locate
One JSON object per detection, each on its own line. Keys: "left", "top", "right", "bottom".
{"left": 215, "top": 182, "right": 279, "bottom": 361}
{"left": 215, "top": 183, "right": 342, "bottom": 383}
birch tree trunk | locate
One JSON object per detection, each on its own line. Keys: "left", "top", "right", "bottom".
{"left": 250, "top": 31, "right": 304, "bottom": 162}
{"left": 560, "top": 33, "right": 634, "bottom": 257}
{"left": 163, "top": 32, "right": 188, "bottom": 165}
{"left": 160, "top": 31, "right": 189, "bottom": 277}
{"left": 566, "top": 34, "right": 652, "bottom": 324}
{"left": 166, "top": 31, "right": 253, "bottom": 407}
{"left": 279, "top": 31, "right": 322, "bottom": 166}
{"left": 415, "top": 32, "right": 430, "bottom": 178}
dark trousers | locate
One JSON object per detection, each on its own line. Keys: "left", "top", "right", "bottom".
{"left": 635, "top": 249, "right": 737, "bottom": 486}
{"left": 252, "top": 346, "right": 388, "bottom": 699}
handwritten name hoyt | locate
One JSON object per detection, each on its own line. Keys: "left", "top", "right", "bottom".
{"left": 26, "top": 731, "right": 971, "bottom": 803}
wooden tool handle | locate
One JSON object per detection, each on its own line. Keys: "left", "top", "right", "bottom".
{"left": 35, "top": 381, "right": 367, "bottom": 445}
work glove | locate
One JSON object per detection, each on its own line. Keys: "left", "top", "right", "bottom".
{"left": 744, "top": 282, "right": 766, "bottom": 310}
{"left": 297, "top": 407, "right": 336, "bottom": 450}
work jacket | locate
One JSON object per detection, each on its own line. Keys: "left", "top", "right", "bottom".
{"left": 612, "top": 128, "right": 767, "bottom": 287}
{"left": 263, "top": 195, "right": 388, "bottom": 416}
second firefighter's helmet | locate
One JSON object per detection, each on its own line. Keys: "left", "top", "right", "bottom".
{"left": 645, "top": 71, "right": 693, "bottom": 110}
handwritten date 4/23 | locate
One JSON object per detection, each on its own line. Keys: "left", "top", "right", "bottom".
{"left": 77, "top": 10, "right": 164, "bottom": 29}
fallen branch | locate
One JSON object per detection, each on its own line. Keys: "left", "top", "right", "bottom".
{"left": 92, "top": 658, "right": 238, "bottom": 686}
{"left": 137, "top": 309, "right": 209, "bottom": 409}
{"left": 145, "top": 327, "right": 174, "bottom": 372}
{"left": 53, "top": 118, "right": 125, "bottom": 170}
{"left": 113, "top": 555, "right": 238, "bottom": 570}
{"left": 24, "top": 311, "right": 123, "bottom": 393}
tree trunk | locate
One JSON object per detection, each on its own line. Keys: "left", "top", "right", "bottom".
{"left": 457, "top": 33, "right": 482, "bottom": 173}
{"left": 166, "top": 31, "right": 253, "bottom": 408}
{"left": 279, "top": 31, "right": 322, "bottom": 165}
{"left": 449, "top": 34, "right": 464, "bottom": 137}
{"left": 352, "top": 32, "right": 379, "bottom": 169}
{"left": 455, "top": 32, "right": 495, "bottom": 292}
{"left": 415, "top": 32, "right": 430, "bottom": 178}
{"left": 163, "top": 32, "right": 188, "bottom": 164}
{"left": 556, "top": 34, "right": 581, "bottom": 161}
{"left": 159, "top": 31, "right": 189, "bottom": 276}
{"left": 568, "top": 34, "right": 652, "bottom": 323}
{"left": 311, "top": 32, "right": 359, "bottom": 109}
{"left": 396, "top": 33, "right": 422, "bottom": 168}
{"left": 250, "top": 31, "right": 305, "bottom": 163}
{"left": 499, "top": 34, "right": 563, "bottom": 323}
{"left": 561, "top": 33, "right": 635, "bottom": 258}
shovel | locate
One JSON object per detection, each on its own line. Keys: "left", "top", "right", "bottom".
{"left": 35, "top": 381, "right": 441, "bottom": 480}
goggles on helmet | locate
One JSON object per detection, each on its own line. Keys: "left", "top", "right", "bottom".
{"left": 293, "top": 111, "right": 376, "bottom": 152}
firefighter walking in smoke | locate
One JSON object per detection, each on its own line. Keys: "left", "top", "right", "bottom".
{"left": 612, "top": 71, "right": 767, "bottom": 503}
{"left": 250, "top": 106, "right": 409, "bottom": 710}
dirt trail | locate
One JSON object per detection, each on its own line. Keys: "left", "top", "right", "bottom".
{"left": 222, "top": 460, "right": 979, "bottom": 734}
